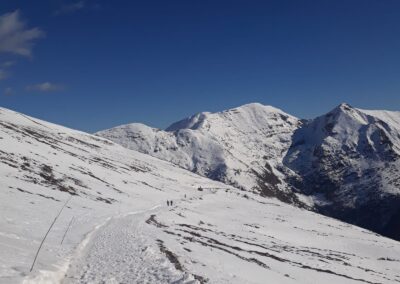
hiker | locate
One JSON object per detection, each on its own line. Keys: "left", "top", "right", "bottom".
{"left": 171, "top": 200, "right": 173, "bottom": 206}
{"left": 167, "top": 200, "right": 169, "bottom": 206}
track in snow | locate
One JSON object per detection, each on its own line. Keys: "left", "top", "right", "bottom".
{"left": 63, "top": 205, "right": 197, "bottom": 284}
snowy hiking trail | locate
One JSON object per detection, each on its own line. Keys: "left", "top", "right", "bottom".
{"left": 62, "top": 203, "right": 198, "bottom": 284}
{"left": 59, "top": 191, "right": 400, "bottom": 284}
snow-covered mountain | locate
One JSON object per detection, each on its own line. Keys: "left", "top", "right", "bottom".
{"left": 97, "top": 103, "right": 400, "bottom": 241}
{"left": 283, "top": 103, "right": 400, "bottom": 241}
{"left": 0, "top": 106, "right": 227, "bottom": 283}
{"left": 96, "top": 103, "right": 301, "bottom": 193}
{"left": 2, "top": 106, "right": 400, "bottom": 284}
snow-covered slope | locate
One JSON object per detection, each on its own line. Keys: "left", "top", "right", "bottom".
{"left": 1, "top": 106, "right": 400, "bottom": 283}
{"left": 96, "top": 103, "right": 301, "bottom": 192}
{"left": 97, "top": 102, "right": 400, "bottom": 241}
{"left": 0, "top": 107, "right": 228, "bottom": 283}
{"left": 283, "top": 103, "right": 400, "bottom": 240}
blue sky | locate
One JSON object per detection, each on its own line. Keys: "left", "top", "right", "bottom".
{"left": 0, "top": 0, "right": 400, "bottom": 132}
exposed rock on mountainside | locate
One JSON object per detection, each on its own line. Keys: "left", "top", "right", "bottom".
{"left": 97, "top": 103, "right": 400, "bottom": 241}
{"left": 96, "top": 103, "right": 301, "bottom": 193}
{"left": 2, "top": 107, "right": 399, "bottom": 283}
{"left": 283, "top": 103, "right": 400, "bottom": 240}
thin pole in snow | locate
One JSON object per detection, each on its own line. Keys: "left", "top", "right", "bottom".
{"left": 60, "top": 216, "right": 74, "bottom": 246}
{"left": 29, "top": 195, "right": 72, "bottom": 272}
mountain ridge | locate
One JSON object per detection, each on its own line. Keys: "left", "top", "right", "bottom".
{"left": 96, "top": 102, "right": 300, "bottom": 192}
{"left": 2, "top": 106, "right": 400, "bottom": 283}
{"left": 96, "top": 102, "right": 400, "bottom": 241}
{"left": 284, "top": 103, "right": 400, "bottom": 240}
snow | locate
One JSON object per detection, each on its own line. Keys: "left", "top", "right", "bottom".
{"left": 0, "top": 107, "right": 228, "bottom": 283}
{"left": 63, "top": 206, "right": 197, "bottom": 284}
{"left": 1, "top": 106, "right": 400, "bottom": 283}
{"left": 96, "top": 102, "right": 400, "bottom": 241}
{"left": 360, "top": 108, "right": 400, "bottom": 133}
{"left": 96, "top": 103, "right": 300, "bottom": 192}
{"left": 283, "top": 103, "right": 400, "bottom": 240}
{"left": 151, "top": 191, "right": 400, "bottom": 283}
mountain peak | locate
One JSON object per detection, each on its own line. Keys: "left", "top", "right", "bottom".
{"left": 339, "top": 102, "right": 352, "bottom": 108}
{"left": 165, "top": 103, "right": 291, "bottom": 132}
{"left": 232, "top": 102, "right": 286, "bottom": 114}
{"left": 3, "top": 105, "right": 400, "bottom": 284}
{"left": 332, "top": 102, "right": 354, "bottom": 113}
{"left": 325, "top": 102, "right": 365, "bottom": 124}
{"left": 165, "top": 112, "right": 209, "bottom": 131}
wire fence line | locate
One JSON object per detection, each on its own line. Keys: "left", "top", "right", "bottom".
{"left": 60, "top": 216, "right": 75, "bottom": 246}
{"left": 30, "top": 195, "right": 72, "bottom": 272}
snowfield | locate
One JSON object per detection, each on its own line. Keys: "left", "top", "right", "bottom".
{"left": 0, "top": 106, "right": 400, "bottom": 283}
{"left": 97, "top": 103, "right": 400, "bottom": 241}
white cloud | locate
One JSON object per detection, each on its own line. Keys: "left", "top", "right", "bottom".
{"left": 26, "top": 82, "right": 65, "bottom": 92}
{"left": 55, "top": 1, "right": 86, "bottom": 15}
{"left": 0, "top": 10, "right": 45, "bottom": 57}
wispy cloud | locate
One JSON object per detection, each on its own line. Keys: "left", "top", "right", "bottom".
{"left": 26, "top": 82, "right": 65, "bottom": 92}
{"left": 0, "top": 61, "right": 16, "bottom": 80}
{"left": 2, "top": 61, "right": 15, "bottom": 68}
{"left": 55, "top": 1, "right": 86, "bottom": 15}
{"left": 0, "top": 69, "right": 8, "bottom": 80}
{"left": 4, "top": 87, "right": 13, "bottom": 96}
{"left": 0, "top": 10, "right": 45, "bottom": 57}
